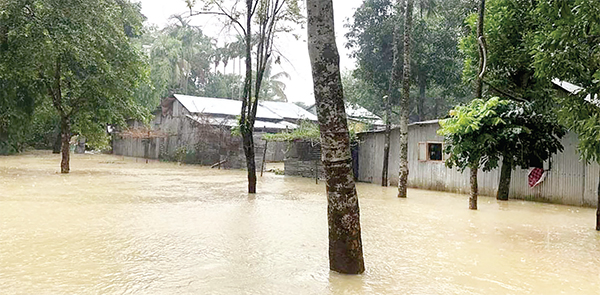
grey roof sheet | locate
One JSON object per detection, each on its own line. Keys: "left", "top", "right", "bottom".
{"left": 260, "top": 101, "right": 318, "bottom": 121}
{"left": 552, "top": 79, "right": 600, "bottom": 107}
{"left": 186, "top": 115, "right": 297, "bottom": 130}
{"left": 174, "top": 94, "right": 283, "bottom": 120}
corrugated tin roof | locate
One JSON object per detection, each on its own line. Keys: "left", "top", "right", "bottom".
{"left": 552, "top": 78, "right": 600, "bottom": 107}
{"left": 357, "top": 119, "right": 439, "bottom": 134}
{"left": 345, "top": 102, "right": 381, "bottom": 121}
{"left": 174, "top": 94, "right": 283, "bottom": 120}
{"left": 306, "top": 102, "right": 385, "bottom": 125}
{"left": 259, "top": 101, "right": 318, "bottom": 121}
{"left": 186, "top": 115, "right": 297, "bottom": 130}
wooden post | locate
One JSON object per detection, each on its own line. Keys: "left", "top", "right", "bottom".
{"left": 261, "top": 140, "right": 268, "bottom": 177}
{"left": 145, "top": 131, "right": 150, "bottom": 164}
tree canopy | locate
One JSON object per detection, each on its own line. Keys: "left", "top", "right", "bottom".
{"left": 0, "top": 0, "right": 149, "bottom": 169}
{"left": 439, "top": 97, "right": 564, "bottom": 172}
{"left": 345, "top": 0, "right": 474, "bottom": 121}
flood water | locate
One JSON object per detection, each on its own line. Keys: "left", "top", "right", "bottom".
{"left": 1, "top": 151, "right": 599, "bottom": 294}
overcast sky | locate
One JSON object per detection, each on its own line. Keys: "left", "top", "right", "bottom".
{"left": 137, "top": 0, "right": 363, "bottom": 104}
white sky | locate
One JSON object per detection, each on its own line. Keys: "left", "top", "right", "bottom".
{"left": 137, "top": 0, "right": 363, "bottom": 104}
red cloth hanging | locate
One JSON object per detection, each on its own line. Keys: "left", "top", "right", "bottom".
{"left": 528, "top": 168, "right": 546, "bottom": 188}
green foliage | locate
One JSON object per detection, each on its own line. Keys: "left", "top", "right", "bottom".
{"left": 529, "top": 0, "right": 600, "bottom": 163}
{"left": 342, "top": 71, "right": 385, "bottom": 117}
{"left": 345, "top": 0, "right": 473, "bottom": 120}
{"left": 439, "top": 97, "right": 565, "bottom": 171}
{"left": 261, "top": 120, "right": 358, "bottom": 142}
{"left": 262, "top": 121, "right": 320, "bottom": 142}
{"left": 1, "top": 0, "right": 150, "bottom": 154}
{"left": 459, "top": 0, "right": 552, "bottom": 106}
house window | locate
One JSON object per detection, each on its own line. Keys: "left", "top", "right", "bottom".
{"left": 428, "top": 143, "right": 443, "bottom": 161}
{"left": 418, "top": 142, "right": 444, "bottom": 161}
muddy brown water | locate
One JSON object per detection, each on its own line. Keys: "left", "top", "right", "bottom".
{"left": 1, "top": 151, "right": 599, "bottom": 294}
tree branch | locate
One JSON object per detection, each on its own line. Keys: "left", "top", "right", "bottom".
{"left": 482, "top": 80, "right": 528, "bottom": 103}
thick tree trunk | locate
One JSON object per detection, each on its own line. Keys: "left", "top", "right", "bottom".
{"left": 382, "top": 5, "right": 403, "bottom": 187}
{"left": 60, "top": 116, "right": 70, "bottom": 174}
{"left": 496, "top": 157, "right": 512, "bottom": 200}
{"left": 469, "top": 165, "right": 478, "bottom": 210}
{"left": 596, "top": 173, "right": 599, "bottom": 231}
{"left": 398, "top": 0, "right": 413, "bottom": 198}
{"left": 307, "top": 0, "right": 365, "bottom": 274}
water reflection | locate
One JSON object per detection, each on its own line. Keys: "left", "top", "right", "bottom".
{"left": 0, "top": 151, "right": 599, "bottom": 294}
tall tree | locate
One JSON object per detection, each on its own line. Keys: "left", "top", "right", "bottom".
{"left": 397, "top": 0, "right": 413, "bottom": 198}
{"left": 2, "top": 0, "right": 147, "bottom": 172}
{"left": 439, "top": 98, "right": 565, "bottom": 208}
{"left": 187, "top": 0, "right": 302, "bottom": 193}
{"left": 465, "top": 0, "right": 485, "bottom": 209}
{"left": 307, "top": 0, "right": 365, "bottom": 274}
{"left": 345, "top": 0, "right": 473, "bottom": 121}
{"left": 382, "top": 0, "right": 404, "bottom": 187}
{"left": 459, "top": 0, "right": 563, "bottom": 201}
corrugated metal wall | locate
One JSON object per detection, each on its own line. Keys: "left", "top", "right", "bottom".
{"left": 357, "top": 122, "right": 599, "bottom": 207}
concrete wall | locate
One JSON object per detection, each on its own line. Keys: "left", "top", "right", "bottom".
{"left": 283, "top": 140, "right": 360, "bottom": 180}
{"left": 284, "top": 140, "right": 324, "bottom": 179}
{"left": 357, "top": 122, "right": 600, "bottom": 207}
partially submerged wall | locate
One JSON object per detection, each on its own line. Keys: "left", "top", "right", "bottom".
{"left": 114, "top": 116, "right": 254, "bottom": 169}
{"left": 357, "top": 123, "right": 600, "bottom": 207}
{"left": 284, "top": 140, "right": 324, "bottom": 179}
{"left": 284, "top": 140, "right": 359, "bottom": 180}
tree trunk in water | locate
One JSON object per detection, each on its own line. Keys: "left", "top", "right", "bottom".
{"left": 382, "top": 120, "right": 391, "bottom": 186}
{"left": 417, "top": 68, "right": 426, "bottom": 121}
{"left": 239, "top": 0, "right": 255, "bottom": 193}
{"left": 382, "top": 5, "right": 403, "bottom": 187}
{"left": 469, "top": 165, "right": 478, "bottom": 210}
{"left": 398, "top": 0, "right": 413, "bottom": 198}
{"left": 307, "top": 0, "right": 365, "bottom": 274}
{"left": 60, "top": 117, "right": 70, "bottom": 174}
{"left": 596, "top": 173, "right": 599, "bottom": 231}
{"left": 242, "top": 131, "right": 256, "bottom": 193}
{"left": 469, "top": 0, "right": 484, "bottom": 209}
{"left": 496, "top": 157, "right": 512, "bottom": 200}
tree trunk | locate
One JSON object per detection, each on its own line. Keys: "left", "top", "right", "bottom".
{"left": 469, "top": 165, "right": 478, "bottom": 210}
{"left": 242, "top": 131, "right": 256, "bottom": 193}
{"left": 468, "top": 0, "right": 485, "bottom": 209}
{"left": 382, "top": 105, "right": 391, "bottom": 187}
{"left": 382, "top": 4, "right": 404, "bottom": 187}
{"left": 496, "top": 157, "right": 512, "bottom": 200}
{"left": 596, "top": 172, "right": 599, "bottom": 231}
{"left": 398, "top": 0, "right": 413, "bottom": 198}
{"left": 60, "top": 116, "right": 70, "bottom": 174}
{"left": 307, "top": 0, "right": 365, "bottom": 274}
{"left": 418, "top": 68, "right": 426, "bottom": 121}
{"left": 240, "top": 0, "right": 255, "bottom": 193}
